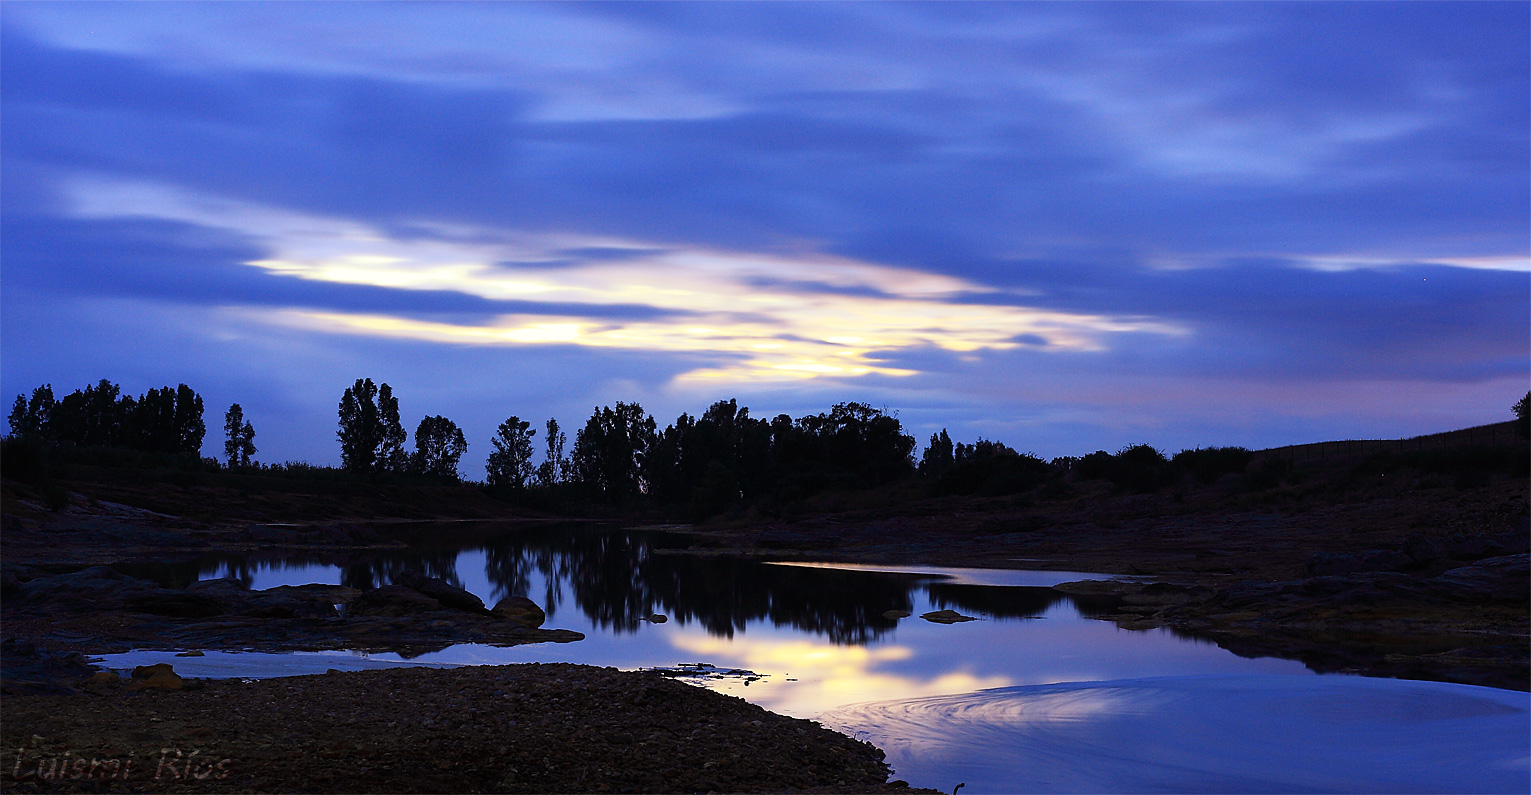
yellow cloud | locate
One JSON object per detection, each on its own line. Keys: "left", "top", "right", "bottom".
{"left": 69, "top": 177, "right": 1186, "bottom": 381}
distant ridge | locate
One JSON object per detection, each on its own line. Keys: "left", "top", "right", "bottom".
{"left": 1254, "top": 420, "right": 1522, "bottom": 464}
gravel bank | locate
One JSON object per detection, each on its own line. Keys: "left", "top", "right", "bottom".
{"left": 3, "top": 663, "right": 926, "bottom": 794}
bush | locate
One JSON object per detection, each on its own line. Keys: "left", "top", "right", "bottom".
{"left": 1, "top": 436, "right": 52, "bottom": 484}
{"left": 1111, "top": 444, "right": 1172, "bottom": 492}
{"left": 1172, "top": 446, "right": 1253, "bottom": 484}
{"left": 1245, "top": 456, "right": 1293, "bottom": 490}
{"left": 935, "top": 452, "right": 1052, "bottom": 496}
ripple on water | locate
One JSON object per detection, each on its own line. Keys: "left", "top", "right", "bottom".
{"left": 820, "top": 674, "right": 1531, "bottom": 794}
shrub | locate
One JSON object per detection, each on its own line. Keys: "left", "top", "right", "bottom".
{"left": 1171, "top": 446, "right": 1254, "bottom": 484}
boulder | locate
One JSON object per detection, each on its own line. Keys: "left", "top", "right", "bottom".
{"left": 492, "top": 596, "right": 547, "bottom": 628}
{"left": 18, "top": 566, "right": 139, "bottom": 604}
{"left": 349, "top": 585, "right": 444, "bottom": 617}
{"left": 1403, "top": 534, "right": 1449, "bottom": 567}
{"left": 882, "top": 610, "right": 911, "bottom": 619}
{"left": 124, "top": 591, "right": 228, "bottom": 618}
{"left": 1428, "top": 555, "right": 1529, "bottom": 603}
{"left": 394, "top": 572, "right": 489, "bottom": 615}
{"left": 127, "top": 663, "right": 182, "bottom": 691}
{"left": 920, "top": 609, "right": 978, "bottom": 624}
{"left": 646, "top": 613, "right": 668, "bottom": 624}
{"left": 245, "top": 585, "right": 350, "bottom": 618}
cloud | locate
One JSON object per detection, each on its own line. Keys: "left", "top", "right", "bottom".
{"left": 1, "top": 3, "right": 1525, "bottom": 465}
{"left": 59, "top": 176, "right": 1186, "bottom": 382}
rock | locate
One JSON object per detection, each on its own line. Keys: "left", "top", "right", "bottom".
{"left": 647, "top": 613, "right": 668, "bottom": 624}
{"left": 1358, "top": 549, "right": 1411, "bottom": 572}
{"left": 1403, "top": 534, "right": 1449, "bottom": 567}
{"left": 127, "top": 663, "right": 183, "bottom": 691}
{"left": 1428, "top": 555, "right": 1530, "bottom": 603}
{"left": 920, "top": 609, "right": 978, "bottom": 624}
{"left": 1306, "top": 550, "right": 1409, "bottom": 577}
{"left": 492, "top": 596, "right": 547, "bottom": 628}
{"left": 395, "top": 572, "right": 489, "bottom": 615}
{"left": 349, "top": 585, "right": 444, "bottom": 617}
{"left": 882, "top": 610, "right": 911, "bottom": 619}
{"left": 188, "top": 577, "right": 250, "bottom": 597}
{"left": 242, "top": 524, "right": 299, "bottom": 545}
{"left": 18, "top": 566, "right": 135, "bottom": 604}
{"left": 87, "top": 671, "right": 120, "bottom": 685}
{"left": 175, "top": 650, "right": 205, "bottom": 657}
{"left": 124, "top": 590, "right": 228, "bottom": 618}
{"left": 1490, "top": 528, "right": 1530, "bottom": 556}
{"left": 1306, "top": 552, "right": 1361, "bottom": 576}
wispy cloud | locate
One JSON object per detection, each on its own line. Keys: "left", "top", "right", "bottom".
{"left": 71, "top": 177, "right": 1183, "bottom": 381}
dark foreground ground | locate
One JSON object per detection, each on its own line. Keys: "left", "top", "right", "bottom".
{"left": 3, "top": 663, "right": 923, "bottom": 794}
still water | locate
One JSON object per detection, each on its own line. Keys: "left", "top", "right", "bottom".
{"left": 100, "top": 524, "right": 1529, "bottom": 793}
{"left": 103, "top": 523, "right": 1309, "bottom": 715}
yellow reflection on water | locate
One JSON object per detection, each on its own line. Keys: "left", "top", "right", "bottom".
{"left": 670, "top": 633, "right": 1012, "bottom": 719}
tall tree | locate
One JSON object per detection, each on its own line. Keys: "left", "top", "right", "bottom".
{"left": 174, "top": 384, "right": 206, "bottom": 455}
{"left": 487, "top": 416, "right": 537, "bottom": 488}
{"left": 571, "top": 402, "right": 656, "bottom": 504}
{"left": 6, "top": 385, "right": 54, "bottom": 439}
{"left": 414, "top": 415, "right": 467, "bottom": 480}
{"left": 337, "top": 378, "right": 406, "bottom": 474}
{"left": 224, "top": 404, "right": 256, "bottom": 467}
{"left": 377, "top": 383, "right": 407, "bottom": 473}
{"left": 537, "top": 417, "right": 567, "bottom": 486}
{"left": 920, "top": 429, "right": 955, "bottom": 477}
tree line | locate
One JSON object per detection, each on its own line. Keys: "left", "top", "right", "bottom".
{"left": 9, "top": 379, "right": 1527, "bottom": 517}
{"left": 7, "top": 380, "right": 206, "bottom": 456}
{"left": 334, "top": 378, "right": 918, "bottom": 517}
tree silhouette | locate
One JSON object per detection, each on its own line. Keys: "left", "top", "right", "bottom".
{"left": 224, "top": 404, "right": 256, "bottom": 467}
{"left": 1515, "top": 390, "right": 1530, "bottom": 439}
{"left": 572, "top": 402, "right": 656, "bottom": 504}
{"left": 6, "top": 385, "right": 53, "bottom": 439}
{"left": 338, "top": 378, "right": 407, "bottom": 475}
{"left": 487, "top": 416, "right": 536, "bottom": 488}
{"left": 537, "top": 417, "right": 568, "bottom": 486}
{"left": 920, "top": 429, "right": 955, "bottom": 477}
{"left": 414, "top": 415, "right": 467, "bottom": 480}
{"left": 174, "top": 384, "right": 206, "bottom": 454}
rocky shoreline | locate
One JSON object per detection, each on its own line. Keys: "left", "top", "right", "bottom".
{"left": 3, "top": 663, "right": 925, "bottom": 793}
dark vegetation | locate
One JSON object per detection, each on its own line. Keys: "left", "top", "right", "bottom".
{"left": 5, "top": 381, "right": 1528, "bottom": 524}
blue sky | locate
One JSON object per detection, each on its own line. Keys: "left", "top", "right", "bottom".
{"left": 3, "top": 2, "right": 1527, "bottom": 475}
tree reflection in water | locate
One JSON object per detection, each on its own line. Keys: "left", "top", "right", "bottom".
{"left": 116, "top": 524, "right": 1074, "bottom": 646}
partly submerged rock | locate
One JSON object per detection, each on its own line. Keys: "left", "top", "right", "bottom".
{"left": 349, "top": 585, "right": 444, "bottom": 617}
{"left": 492, "top": 596, "right": 547, "bottom": 628}
{"left": 128, "top": 663, "right": 182, "bottom": 691}
{"left": 921, "top": 609, "right": 978, "bottom": 624}
{"left": 395, "top": 571, "right": 489, "bottom": 615}
{"left": 882, "top": 610, "right": 911, "bottom": 619}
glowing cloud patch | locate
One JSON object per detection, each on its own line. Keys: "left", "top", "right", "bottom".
{"left": 69, "top": 178, "right": 1187, "bottom": 381}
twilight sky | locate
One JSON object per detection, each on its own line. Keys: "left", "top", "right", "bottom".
{"left": 3, "top": 2, "right": 1527, "bottom": 475}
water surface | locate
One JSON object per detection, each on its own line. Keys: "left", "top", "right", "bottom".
{"left": 99, "top": 523, "right": 1530, "bottom": 793}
